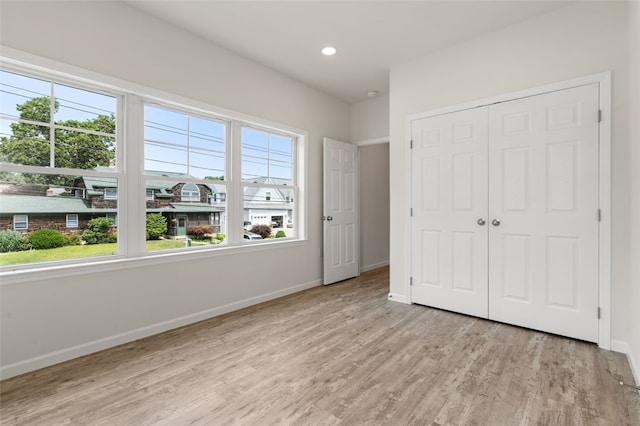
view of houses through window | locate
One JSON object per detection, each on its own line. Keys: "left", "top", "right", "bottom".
{"left": 0, "top": 66, "right": 301, "bottom": 268}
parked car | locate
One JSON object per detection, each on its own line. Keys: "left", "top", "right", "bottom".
{"left": 244, "top": 232, "right": 262, "bottom": 240}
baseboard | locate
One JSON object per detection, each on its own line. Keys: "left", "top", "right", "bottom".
{"left": 611, "top": 339, "right": 640, "bottom": 388}
{"left": 387, "top": 292, "right": 408, "bottom": 304}
{"left": 360, "top": 260, "right": 389, "bottom": 273}
{"left": 0, "top": 278, "right": 322, "bottom": 380}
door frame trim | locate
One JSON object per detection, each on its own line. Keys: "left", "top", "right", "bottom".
{"left": 405, "top": 72, "right": 611, "bottom": 349}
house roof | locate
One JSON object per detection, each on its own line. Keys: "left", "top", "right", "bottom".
{"left": 0, "top": 194, "right": 116, "bottom": 214}
{"left": 147, "top": 203, "right": 224, "bottom": 213}
{"left": 84, "top": 168, "right": 224, "bottom": 194}
{"left": 243, "top": 177, "right": 292, "bottom": 206}
{"left": 0, "top": 194, "right": 223, "bottom": 215}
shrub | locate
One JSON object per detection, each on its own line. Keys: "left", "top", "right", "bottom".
{"left": 187, "top": 226, "right": 212, "bottom": 240}
{"left": 0, "top": 230, "right": 24, "bottom": 253}
{"left": 275, "top": 230, "right": 286, "bottom": 238}
{"left": 146, "top": 213, "right": 167, "bottom": 240}
{"left": 215, "top": 233, "right": 225, "bottom": 241}
{"left": 82, "top": 217, "right": 114, "bottom": 245}
{"left": 30, "top": 229, "right": 66, "bottom": 250}
{"left": 250, "top": 224, "right": 272, "bottom": 239}
{"left": 19, "top": 236, "right": 32, "bottom": 251}
{"left": 64, "top": 233, "right": 82, "bottom": 246}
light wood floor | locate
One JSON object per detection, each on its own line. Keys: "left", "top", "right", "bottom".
{"left": 1, "top": 267, "right": 639, "bottom": 425}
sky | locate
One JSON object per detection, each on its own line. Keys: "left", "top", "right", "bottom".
{"left": 0, "top": 69, "right": 293, "bottom": 184}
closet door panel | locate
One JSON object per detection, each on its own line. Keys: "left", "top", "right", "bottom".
{"left": 488, "top": 84, "right": 600, "bottom": 342}
{"left": 411, "top": 107, "right": 489, "bottom": 318}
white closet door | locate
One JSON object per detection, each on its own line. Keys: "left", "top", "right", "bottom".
{"left": 488, "top": 84, "right": 600, "bottom": 342}
{"left": 411, "top": 107, "right": 489, "bottom": 318}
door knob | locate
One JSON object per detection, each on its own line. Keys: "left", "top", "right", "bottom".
{"left": 327, "top": 216, "right": 333, "bottom": 221}
{"left": 491, "top": 219, "right": 501, "bottom": 227}
{"left": 477, "top": 218, "right": 486, "bottom": 226}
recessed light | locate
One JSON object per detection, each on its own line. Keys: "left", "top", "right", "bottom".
{"left": 367, "top": 90, "right": 378, "bottom": 97}
{"left": 321, "top": 46, "right": 337, "bottom": 56}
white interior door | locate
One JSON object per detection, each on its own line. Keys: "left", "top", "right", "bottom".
{"left": 488, "top": 84, "right": 600, "bottom": 342}
{"left": 410, "top": 107, "right": 489, "bottom": 318}
{"left": 323, "top": 138, "right": 359, "bottom": 285}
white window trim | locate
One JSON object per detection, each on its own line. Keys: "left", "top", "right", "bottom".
{"left": 104, "top": 188, "right": 118, "bottom": 200}
{"left": 180, "top": 183, "right": 201, "bottom": 202}
{"left": 13, "top": 215, "right": 28, "bottom": 231}
{"left": 66, "top": 214, "right": 79, "bottom": 228}
{"left": 0, "top": 47, "right": 308, "bottom": 275}
{"left": 106, "top": 213, "right": 118, "bottom": 227}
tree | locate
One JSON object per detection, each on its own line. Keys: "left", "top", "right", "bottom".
{"left": 82, "top": 217, "right": 114, "bottom": 244}
{"left": 0, "top": 96, "right": 115, "bottom": 186}
{"left": 146, "top": 213, "right": 167, "bottom": 240}
{"left": 249, "top": 224, "right": 272, "bottom": 239}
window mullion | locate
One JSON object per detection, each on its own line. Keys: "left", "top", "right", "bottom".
{"left": 49, "top": 82, "right": 55, "bottom": 167}
{"left": 228, "top": 120, "right": 243, "bottom": 246}
{"left": 186, "top": 115, "right": 191, "bottom": 175}
{"left": 121, "top": 94, "right": 145, "bottom": 257}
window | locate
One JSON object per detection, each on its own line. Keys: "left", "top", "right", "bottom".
{"left": 242, "top": 127, "right": 296, "bottom": 240}
{"left": 66, "top": 214, "right": 79, "bottom": 228}
{"left": 13, "top": 215, "right": 28, "bottom": 230}
{"left": 1, "top": 68, "right": 119, "bottom": 267}
{"left": 104, "top": 188, "right": 117, "bottom": 199}
{"left": 181, "top": 183, "right": 200, "bottom": 202}
{"left": 106, "top": 213, "right": 117, "bottom": 227}
{"left": 144, "top": 103, "right": 227, "bottom": 252}
{"left": 1, "top": 59, "right": 304, "bottom": 269}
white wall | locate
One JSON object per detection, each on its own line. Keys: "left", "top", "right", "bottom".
{"left": 390, "top": 3, "right": 632, "bottom": 346}
{"left": 627, "top": 1, "right": 640, "bottom": 383}
{"left": 359, "top": 143, "right": 390, "bottom": 272}
{"left": 0, "top": 1, "right": 350, "bottom": 378}
{"left": 350, "top": 93, "right": 390, "bottom": 143}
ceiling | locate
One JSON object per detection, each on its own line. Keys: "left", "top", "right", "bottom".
{"left": 126, "top": 1, "right": 571, "bottom": 104}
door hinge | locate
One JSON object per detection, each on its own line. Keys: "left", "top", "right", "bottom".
{"left": 598, "top": 109, "right": 602, "bottom": 123}
{"left": 598, "top": 306, "right": 601, "bottom": 319}
{"left": 410, "top": 139, "right": 413, "bottom": 149}
{"left": 410, "top": 208, "right": 413, "bottom": 217}
{"left": 598, "top": 209, "right": 602, "bottom": 222}
{"left": 410, "top": 277, "right": 413, "bottom": 286}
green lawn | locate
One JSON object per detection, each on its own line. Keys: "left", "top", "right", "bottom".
{"left": 0, "top": 240, "right": 194, "bottom": 267}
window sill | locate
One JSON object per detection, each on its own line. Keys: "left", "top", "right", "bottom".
{"left": 0, "top": 238, "right": 308, "bottom": 286}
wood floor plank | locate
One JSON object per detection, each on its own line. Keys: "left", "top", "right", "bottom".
{"left": 1, "top": 267, "right": 638, "bottom": 425}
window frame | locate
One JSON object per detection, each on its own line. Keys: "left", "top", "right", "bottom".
{"left": 0, "top": 51, "right": 308, "bottom": 274}
{"left": 66, "top": 214, "right": 79, "bottom": 228}
{"left": 240, "top": 125, "right": 298, "bottom": 243}
{"left": 104, "top": 188, "right": 118, "bottom": 200}
{"left": 180, "top": 183, "right": 201, "bottom": 202}
{"left": 13, "top": 215, "right": 28, "bottom": 231}
{"left": 105, "top": 213, "right": 118, "bottom": 227}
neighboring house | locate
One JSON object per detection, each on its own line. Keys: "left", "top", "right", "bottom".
{"left": 0, "top": 169, "right": 225, "bottom": 239}
{"left": 243, "top": 177, "right": 293, "bottom": 228}
{"left": 0, "top": 193, "right": 116, "bottom": 235}
{"left": 74, "top": 170, "right": 225, "bottom": 238}
{"left": 0, "top": 171, "right": 294, "bottom": 238}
